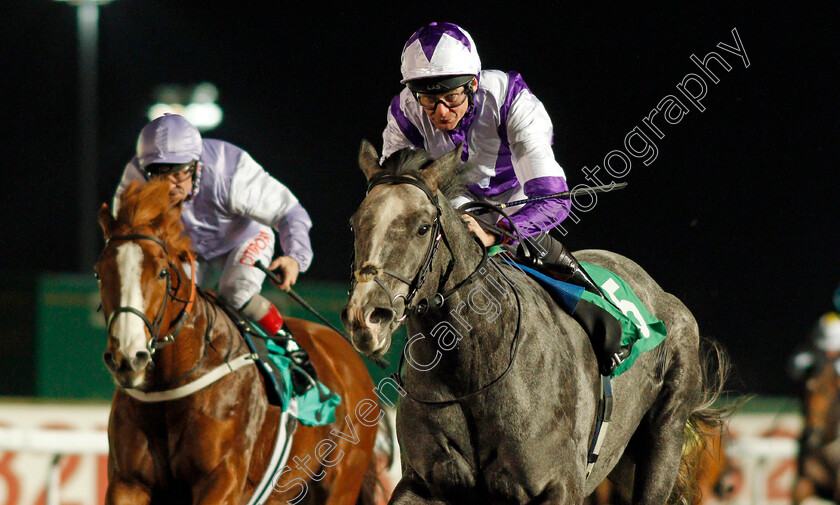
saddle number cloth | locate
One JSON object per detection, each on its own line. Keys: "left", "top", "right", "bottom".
{"left": 506, "top": 257, "right": 667, "bottom": 377}
{"left": 579, "top": 262, "right": 668, "bottom": 376}
{"left": 265, "top": 340, "right": 341, "bottom": 426}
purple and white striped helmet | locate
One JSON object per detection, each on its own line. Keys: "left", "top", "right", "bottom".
{"left": 136, "top": 113, "right": 203, "bottom": 169}
{"left": 400, "top": 22, "right": 481, "bottom": 88}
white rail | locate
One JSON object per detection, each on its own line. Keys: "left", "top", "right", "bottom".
{"left": 0, "top": 427, "right": 108, "bottom": 505}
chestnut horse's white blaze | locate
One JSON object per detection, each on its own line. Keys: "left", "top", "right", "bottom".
{"left": 114, "top": 242, "right": 147, "bottom": 356}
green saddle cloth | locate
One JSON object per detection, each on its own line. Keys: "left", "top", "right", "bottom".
{"left": 489, "top": 246, "right": 668, "bottom": 378}
{"left": 265, "top": 340, "right": 341, "bottom": 426}
{"left": 580, "top": 262, "right": 668, "bottom": 377}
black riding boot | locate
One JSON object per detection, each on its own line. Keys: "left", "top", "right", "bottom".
{"left": 517, "top": 233, "right": 632, "bottom": 375}
{"left": 273, "top": 326, "right": 319, "bottom": 396}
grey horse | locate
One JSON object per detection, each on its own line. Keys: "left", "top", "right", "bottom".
{"left": 341, "top": 141, "right": 726, "bottom": 505}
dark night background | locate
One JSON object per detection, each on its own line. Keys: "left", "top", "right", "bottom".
{"left": 1, "top": 2, "right": 837, "bottom": 396}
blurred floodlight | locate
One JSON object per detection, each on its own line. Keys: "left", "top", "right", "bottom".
{"left": 191, "top": 82, "right": 219, "bottom": 103}
{"left": 147, "top": 82, "right": 223, "bottom": 131}
{"left": 185, "top": 103, "right": 223, "bottom": 130}
{"left": 147, "top": 103, "right": 223, "bottom": 131}
{"left": 54, "top": 0, "right": 119, "bottom": 271}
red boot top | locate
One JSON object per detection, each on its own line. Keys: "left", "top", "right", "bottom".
{"left": 256, "top": 302, "right": 284, "bottom": 336}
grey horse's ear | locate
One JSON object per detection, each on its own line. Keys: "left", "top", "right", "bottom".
{"left": 422, "top": 143, "right": 464, "bottom": 191}
{"left": 358, "top": 139, "right": 382, "bottom": 181}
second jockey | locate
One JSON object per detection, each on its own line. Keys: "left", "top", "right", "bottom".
{"left": 113, "top": 113, "right": 318, "bottom": 394}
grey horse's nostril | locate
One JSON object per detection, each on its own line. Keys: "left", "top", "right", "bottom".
{"left": 369, "top": 307, "right": 395, "bottom": 325}
{"left": 103, "top": 351, "right": 114, "bottom": 367}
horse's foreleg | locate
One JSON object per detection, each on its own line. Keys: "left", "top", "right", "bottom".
{"left": 320, "top": 435, "right": 377, "bottom": 505}
{"left": 191, "top": 457, "right": 248, "bottom": 505}
{"left": 792, "top": 476, "right": 816, "bottom": 505}
{"left": 105, "top": 477, "right": 151, "bottom": 505}
{"left": 388, "top": 474, "right": 446, "bottom": 505}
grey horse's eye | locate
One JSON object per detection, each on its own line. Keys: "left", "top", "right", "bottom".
{"left": 418, "top": 224, "right": 431, "bottom": 236}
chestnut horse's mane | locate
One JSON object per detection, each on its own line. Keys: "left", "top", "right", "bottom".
{"left": 115, "top": 180, "right": 192, "bottom": 257}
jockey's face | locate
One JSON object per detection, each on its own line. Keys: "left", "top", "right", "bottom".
{"left": 147, "top": 162, "right": 196, "bottom": 205}
{"left": 419, "top": 78, "right": 477, "bottom": 131}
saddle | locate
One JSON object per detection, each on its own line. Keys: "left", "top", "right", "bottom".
{"left": 510, "top": 260, "right": 626, "bottom": 376}
{"left": 511, "top": 234, "right": 631, "bottom": 376}
{"left": 503, "top": 236, "right": 667, "bottom": 377}
{"left": 204, "top": 291, "right": 340, "bottom": 425}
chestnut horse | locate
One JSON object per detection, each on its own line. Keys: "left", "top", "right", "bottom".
{"left": 96, "top": 180, "right": 380, "bottom": 505}
{"left": 792, "top": 346, "right": 840, "bottom": 504}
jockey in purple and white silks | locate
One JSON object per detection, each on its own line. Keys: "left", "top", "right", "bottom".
{"left": 384, "top": 22, "right": 632, "bottom": 375}
{"left": 383, "top": 22, "right": 570, "bottom": 241}
{"left": 113, "top": 113, "right": 317, "bottom": 393}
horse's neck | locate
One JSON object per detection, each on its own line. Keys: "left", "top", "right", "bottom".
{"left": 147, "top": 274, "right": 235, "bottom": 388}
{"left": 405, "top": 207, "right": 523, "bottom": 392}
{"left": 434, "top": 203, "right": 487, "bottom": 295}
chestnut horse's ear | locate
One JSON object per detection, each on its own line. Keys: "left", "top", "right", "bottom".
{"left": 154, "top": 200, "right": 184, "bottom": 243}
{"left": 358, "top": 139, "right": 382, "bottom": 181}
{"left": 421, "top": 143, "right": 464, "bottom": 192}
{"left": 98, "top": 203, "right": 116, "bottom": 239}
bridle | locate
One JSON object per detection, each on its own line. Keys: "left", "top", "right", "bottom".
{"left": 352, "top": 173, "right": 525, "bottom": 406}
{"left": 355, "top": 173, "right": 488, "bottom": 322}
{"left": 102, "top": 234, "right": 196, "bottom": 355}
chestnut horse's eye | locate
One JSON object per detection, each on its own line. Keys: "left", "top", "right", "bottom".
{"left": 417, "top": 224, "right": 431, "bottom": 236}
{"left": 159, "top": 268, "right": 168, "bottom": 279}
{"left": 93, "top": 270, "right": 100, "bottom": 280}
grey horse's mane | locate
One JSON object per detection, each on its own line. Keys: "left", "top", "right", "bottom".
{"left": 380, "top": 147, "right": 475, "bottom": 201}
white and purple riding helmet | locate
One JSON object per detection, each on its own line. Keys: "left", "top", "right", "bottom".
{"left": 136, "top": 113, "right": 203, "bottom": 170}
{"left": 400, "top": 22, "right": 481, "bottom": 94}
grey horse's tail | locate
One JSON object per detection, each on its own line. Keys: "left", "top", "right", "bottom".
{"left": 670, "top": 338, "right": 735, "bottom": 505}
